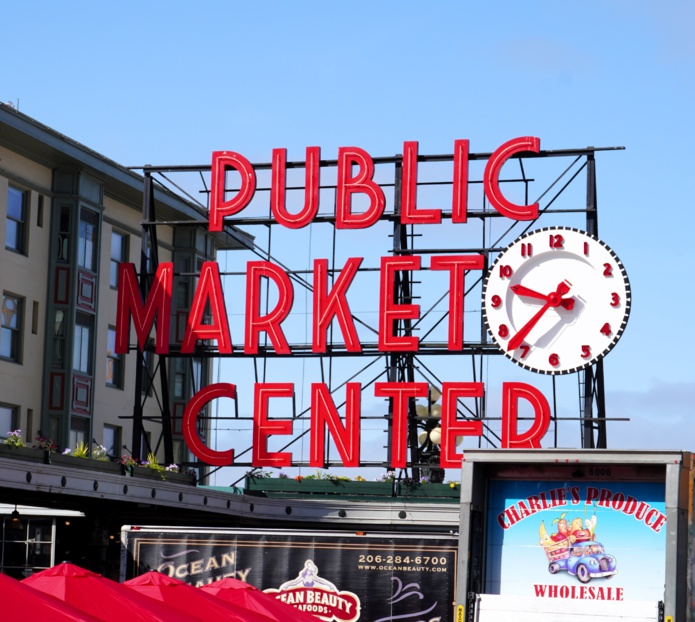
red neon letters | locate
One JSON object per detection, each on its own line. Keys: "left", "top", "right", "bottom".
{"left": 209, "top": 137, "right": 541, "bottom": 230}
{"left": 115, "top": 255, "right": 483, "bottom": 355}
{"left": 181, "top": 381, "right": 551, "bottom": 468}
{"left": 119, "top": 136, "right": 558, "bottom": 469}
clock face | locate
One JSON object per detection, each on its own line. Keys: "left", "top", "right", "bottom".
{"left": 482, "top": 227, "right": 631, "bottom": 374}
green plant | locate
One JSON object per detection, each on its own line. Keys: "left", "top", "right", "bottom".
{"left": 91, "top": 444, "right": 109, "bottom": 461}
{"left": 120, "top": 455, "right": 139, "bottom": 468}
{"left": 247, "top": 468, "right": 273, "bottom": 479}
{"left": 326, "top": 474, "right": 351, "bottom": 482}
{"left": 4, "top": 430, "right": 26, "bottom": 448}
{"left": 143, "top": 452, "right": 169, "bottom": 479}
{"left": 34, "top": 435, "right": 57, "bottom": 452}
{"left": 144, "top": 452, "right": 165, "bottom": 472}
{"left": 72, "top": 441, "right": 90, "bottom": 458}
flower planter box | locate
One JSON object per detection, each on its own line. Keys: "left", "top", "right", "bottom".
{"left": 396, "top": 482, "right": 460, "bottom": 499}
{"left": 47, "top": 453, "right": 125, "bottom": 475}
{"left": 244, "top": 477, "right": 460, "bottom": 502}
{"left": 0, "top": 444, "right": 48, "bottom": 464}
{"left": 128, "top": 466, "right": 196, "bottom": 485}
{"left": 245, "top": 477, "right": 396, "bottom": 498}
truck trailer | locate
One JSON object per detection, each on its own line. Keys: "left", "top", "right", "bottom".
{"left": 454, "top": 449, "right": 694, "bottom": 622}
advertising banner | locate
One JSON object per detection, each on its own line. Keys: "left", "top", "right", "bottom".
{"left": 486, "top": 480, "right": 666, "bottom": 604}
{"left": 125, "top": 530, "right": 457, "bottom": 622}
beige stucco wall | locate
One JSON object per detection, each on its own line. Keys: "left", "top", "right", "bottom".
{"left": 0, "top": 141, "right": 181, "bottom": 463}
{"left": 0, "top": 149, "right": 52, "bottom": 442}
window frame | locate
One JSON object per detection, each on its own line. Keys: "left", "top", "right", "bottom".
{"left": 6, "top": 186, "right": 27, "bottom": 255}
{"left": 72, "top": 312, "right": 93, "bottom": 374}
{"left": 105, "top": 326, "right": 123, "bottom": 389}
{"left": 0, "top": 403, "right": 19, "bottom": 438}
{"left": 0, "top": 293, "right": 23, "bottom": 363}
{"left": 109, "top": 230, "right": 128, "bottom": 289}
{"left": 76, "top": 209, "right": 98, "bottom": 272}
{"left": 102, "top": 424, "right": 121, "bottom": 458}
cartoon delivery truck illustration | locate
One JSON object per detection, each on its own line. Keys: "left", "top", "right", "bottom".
{"left": 539, "top": 513, "right": 617, "bottom": 583}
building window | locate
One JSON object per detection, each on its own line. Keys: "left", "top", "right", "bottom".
{"left": 103, "top": 425, "right": 121, "bottom": 458}
{"left": 106, "top": 327, "right": 122, "bottom": 388}
{"left": 57, "top": 206, "right": 70, "bottom": 263}
{"left": 52, "top": 310, "right": 66, "bottom": 367}
{"left": 110, "top": 231, "right": 127, "bottom": 288}
{"left": 69, "top": 417, "right": 89, "bottom": 451}
{"left": 6, "top": 187, "right": 27, "bottom": 254}
{"left": 141, "top": 349, "right": 154, "bottom": 396}
{"left": 73, "top": 313, "right": 93, "bottom": 374}
{"left": 0, "top": 516, "right": 54, "bottom": 579}
{"left": 0, "top": 294, "right": 22, "bottom": 362}
{"left": 77, "top": 209, "right": 98, "bottom": 271}
{"left": 0, "top": 404, "right": 18, "bottom": 437}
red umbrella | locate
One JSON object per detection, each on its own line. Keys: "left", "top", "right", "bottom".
{"left": 200, "top": 577, "right": 320, "bottom": 622}
{"left": 124, "top": 571, "right": 276, "bottom": 622}
{"left": 0, "top": 572, "right": 101, "bottom": 622}
{"left": 22, "top": 562, "right": 197, "bottom": 622}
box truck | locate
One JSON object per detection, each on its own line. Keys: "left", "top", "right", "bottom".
{"left": 454, "top": 449, "right": 694, "bottom": 622}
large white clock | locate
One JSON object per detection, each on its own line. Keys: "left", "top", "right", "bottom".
{"left": 482, "top": 227, "right": 631, "bottom": 374}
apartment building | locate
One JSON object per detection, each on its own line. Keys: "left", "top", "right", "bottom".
{"left": 0, "top": 102, "right": 242, "bottom": 471}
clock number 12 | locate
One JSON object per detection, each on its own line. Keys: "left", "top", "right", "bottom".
{"left": 549, "top": 234, "right": 564, "bottom": 249}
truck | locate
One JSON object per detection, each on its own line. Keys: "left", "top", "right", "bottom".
{"left": 454, "top": 449, "right": 695, "bottom": 622}
{"left": 121, "top": 527, "right": 459, "bottom": 622}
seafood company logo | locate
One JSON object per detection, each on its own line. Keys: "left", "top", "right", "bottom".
{"left": 264, "top": 560, "right": 361, "bottom": 622}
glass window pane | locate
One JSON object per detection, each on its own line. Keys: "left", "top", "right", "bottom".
{"left": 6, "top": 188, "right": 26, "bottom": 253}
{"left": 106, "top": 327, "right": 121, "bottom": 387}
{"left": 28, "top": 543, "right": 51, "bottom": 568}
{"left": 110, "top": 232, "right": 122, "bottom": 261}
{"left": 109, "top": 262, "right": 118, "bottom": 288}
{"left": 0, "top": 328, "right": 12, "bottom": 358}
{"left": 0, "top": 296, "right": 21, "bottom": 361}
{"left": 78, "top": 210, "right": 98, "bottom": 271}
{"left": 3, "top": 297, "right": 18, "bottom": 329}
{"left": 110, "top": 232, "right": 126, "bottom": 288}
{"left": 0, "top": 405, "right": 14, "bottom": 435}
{"left": 103, "top": 425, "right": 120, "bottom": 457}
{"left": 7, "top": 187, "right": 24, "bottom": 220}
{"left": 28, "top": 520, "right": 53, "bottom": 542}
{"left": 5, "top": 221, "right": 19, "bottom": 250}
{"left": 69, "top": 418, "right": 89, "bottom": 449}
{"left": 73, "top": 314, "right": 92, "bottom": 373}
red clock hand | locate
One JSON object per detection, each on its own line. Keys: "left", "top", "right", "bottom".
{"left": 508, "top": 281, "right": 571, "bottom": 351}
{"left": 511, "top": 282, "right": 575, "bottom": 310}
{"left": 510, "top": 283, "right": 547, "bottom": 301}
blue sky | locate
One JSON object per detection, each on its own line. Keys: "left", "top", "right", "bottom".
{"left": 2, "top": 2, "right": 694, "bottom": 474}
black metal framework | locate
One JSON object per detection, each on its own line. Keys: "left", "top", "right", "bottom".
{"left": 127, "top": 144, "right": 625, "bottom": 481}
